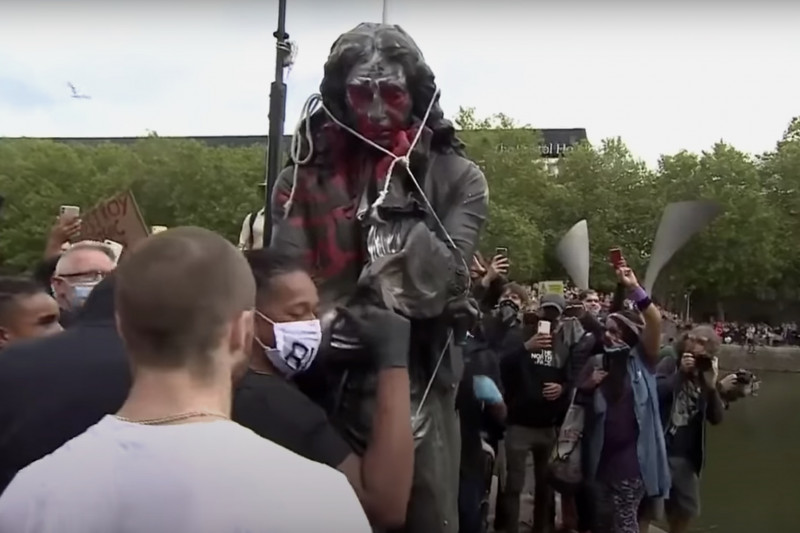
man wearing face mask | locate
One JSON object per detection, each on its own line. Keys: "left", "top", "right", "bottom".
{"left": 50, "top": 241, "right": 116, "bottom": 327}
{"left": 232, "top": 249, "right": 414, "bottom": 529}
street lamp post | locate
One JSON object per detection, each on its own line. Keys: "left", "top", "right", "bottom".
{"left": 382, "top": 0, "right": 389, "bottom": 23}
{"left": 263, "top": 0, "right": 289, "bottom": 246}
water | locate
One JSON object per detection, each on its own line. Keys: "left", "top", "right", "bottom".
{"left": 692, "top": 372, "right": 800, "bottom": 532}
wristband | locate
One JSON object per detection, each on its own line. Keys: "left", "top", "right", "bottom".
{"left": 630, "top": 286, "right": 652, "bottom": 311}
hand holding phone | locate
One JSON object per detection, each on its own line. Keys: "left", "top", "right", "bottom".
{"left": 538, "top": 320, "right": 551, "bottom": 335}
{"left": 59, "top": 205, "right": 80, "bottom": 221}
{"left": 609, "top": 247, "right": 624, "bottom": 269}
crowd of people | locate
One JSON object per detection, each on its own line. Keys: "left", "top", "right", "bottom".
{"left": 0, "top": 21, "right": 766, "bottom": 533}
{"left": 465, "top": 253, "right": 757, "bottom": 533}
{"left": 0, "top": 203, "right": 762, "bottom": 533}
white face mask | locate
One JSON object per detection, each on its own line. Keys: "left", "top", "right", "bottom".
{"left": 256, "top": 311, "right": 322, "bottom": 378}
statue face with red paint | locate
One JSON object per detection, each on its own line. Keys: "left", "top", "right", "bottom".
{"left": 345, "top": 55, "right": 412, "bottom": 147}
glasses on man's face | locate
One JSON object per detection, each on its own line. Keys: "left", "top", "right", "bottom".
{"left": 56, "top": 271, "right": 107, "bottom": 284}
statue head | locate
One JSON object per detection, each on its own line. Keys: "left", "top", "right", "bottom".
{"left": 320, "top": 23, "right": 448, "bottom": 148}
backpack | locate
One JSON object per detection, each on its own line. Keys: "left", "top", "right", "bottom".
{"left": 246, "top": 211, "right": 257, "bottom": 250}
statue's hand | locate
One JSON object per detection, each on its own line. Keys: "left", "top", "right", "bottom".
{"left": 445, "top": 297, "right": 480, "bottom": 345}
{"left": 338, "top": 305, "right": 411, "bottom": 370}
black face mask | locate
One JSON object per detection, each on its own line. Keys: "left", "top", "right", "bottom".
{"left": 496, "top": 299, "right": 520, "bottom": 327}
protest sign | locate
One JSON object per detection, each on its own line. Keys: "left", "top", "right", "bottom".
{"left": 80, "top": 190, "right": 149, "bottom": 247}
{"left": 538, "top": 280, "right": 565, "bottom": 296}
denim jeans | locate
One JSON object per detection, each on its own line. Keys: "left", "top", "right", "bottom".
{"left": 458, "top": 476, "right": 485, "bottom": 533}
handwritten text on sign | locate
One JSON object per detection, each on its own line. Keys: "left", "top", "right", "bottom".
{"left": 81, "top": 191, "right": 148, "bottom": 247}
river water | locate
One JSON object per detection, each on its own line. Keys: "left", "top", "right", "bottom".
{"left": 692, "top": 372, "right": 800, "bottom": 532}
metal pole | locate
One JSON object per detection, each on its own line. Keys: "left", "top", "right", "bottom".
{"left": 382, "top": 0, "right": 389, "bottom": 24}
{"left": 263, "top": 0, "right": 289, "bottom": 247}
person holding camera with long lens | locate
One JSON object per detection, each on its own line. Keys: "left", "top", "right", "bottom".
{"left": 655, "top": 326, "right": 724, "bottom": 533}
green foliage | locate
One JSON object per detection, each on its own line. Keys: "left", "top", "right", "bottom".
{"left": 453, "top": 107, "right": 800, "bottom": 301}
{"left": 0, "top": 138, "right": 264, "bottom": 271}
{"left": 2, "top": 109, "right": 799, "bottom": 307}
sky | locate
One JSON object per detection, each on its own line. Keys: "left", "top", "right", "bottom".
{"left": 1, "top": 0, "right": 798, "bottom": 166}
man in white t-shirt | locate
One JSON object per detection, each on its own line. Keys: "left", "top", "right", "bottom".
{"left": 0, "top": 227, "right": 370, "bottom": 533}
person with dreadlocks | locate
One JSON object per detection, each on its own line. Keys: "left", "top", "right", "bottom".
{"left": 269, "top": 23, "right": 488, "bottom": 533}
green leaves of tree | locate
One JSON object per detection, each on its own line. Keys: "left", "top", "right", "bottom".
{"left": 0, "top": 138, "right": 263, "bottom": 272}
{"left": 1, "top": 110, "right": 798, "bottom": 308}
{"left": 456, "top": 108, "right": 800, "bottom": 300}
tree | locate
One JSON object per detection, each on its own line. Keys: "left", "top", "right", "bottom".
{"left": 456, "top": 107, "right": 547, "bottom": 280}
{"left": 2, "top": 114, "right": 799, "bottom": 316}
{"left": 0, "top": 139, "right": 265, "bottom": 271}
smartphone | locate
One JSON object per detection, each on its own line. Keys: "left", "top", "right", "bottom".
{"left": 151, "top": 225, "right": 168, "bottom": 234}
{"left": 495, "top": 247, "right": 508, "bottom": 258}
{"left": 609, "top": 247, "right": 623, "bottom": 268}
{"left": 537, "top": 320, "right": 551, "bottom": 335}
{"left": 59, "top": 205, "right": 80, "bottom": 220}
{"left": 103, "top": 240, "right": 124, "bottom": 262}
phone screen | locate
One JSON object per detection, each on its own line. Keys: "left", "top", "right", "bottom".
{"left": 609, "top": 247, "right": 623, "bottom": 267}
{"left": 537, "top": 320, "right": 551, "bottom": 335}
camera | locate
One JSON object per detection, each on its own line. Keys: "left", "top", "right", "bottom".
{"left": 694, "top": 354, "right": 713, "bottom": 372}
{"left": 735, "top": 370, "right": 753, "bottom": 385}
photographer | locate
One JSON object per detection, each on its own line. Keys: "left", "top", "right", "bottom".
{"left": 656, "top": 326, "right": 725, "bottom": 533}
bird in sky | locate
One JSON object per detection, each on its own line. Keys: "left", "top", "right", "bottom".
{"left": 67, "top": 82, "right": 91, "bottom": 100}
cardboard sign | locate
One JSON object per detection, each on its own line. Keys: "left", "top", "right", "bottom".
{"left": 538, "top": 280, "right": 565, "bottom": 296}
{"left": 80, "top": 190, "right": 149, "bottom": 247}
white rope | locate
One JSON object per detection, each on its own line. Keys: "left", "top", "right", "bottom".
{"left": 415, "top": 330, "right": 452, "bottom": 419}
{"left": 282, "top": 94, "right": 321, "bottom": 215}
{"left": 283, "top": 87, "right": 469, "bottom": 279}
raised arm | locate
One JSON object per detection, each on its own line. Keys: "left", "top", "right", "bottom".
{"left": 617, "top": 266, "right": 662, "bottom": 365}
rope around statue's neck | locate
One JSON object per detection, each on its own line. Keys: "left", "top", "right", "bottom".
{"left": 284, "top": 88, "right": 464, "bottom": 270}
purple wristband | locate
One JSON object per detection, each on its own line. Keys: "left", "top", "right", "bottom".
{"left": 630, "top": 286, "right": 648, "bottom": 304}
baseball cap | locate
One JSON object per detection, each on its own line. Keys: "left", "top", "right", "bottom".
{"left": 539, "top": 293, "right": 566, "bottom": 314}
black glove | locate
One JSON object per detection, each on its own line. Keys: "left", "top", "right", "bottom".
{"left": 445, "top": 296, "right": 480, "bottom": 346}
{"left": 337, "top": 305, "right": 411, "bottom": 370}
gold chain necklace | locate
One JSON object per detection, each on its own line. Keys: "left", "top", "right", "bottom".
{"left": 115, "top": 411, "right": 229, "bottom": 426}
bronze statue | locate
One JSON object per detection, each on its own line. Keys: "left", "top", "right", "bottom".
{"left": 270, "top": 22, "right": 488, "bottom": 532}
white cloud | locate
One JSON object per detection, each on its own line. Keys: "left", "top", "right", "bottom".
{"left": 1, "top": 0, "right": 798, "bottom": 165}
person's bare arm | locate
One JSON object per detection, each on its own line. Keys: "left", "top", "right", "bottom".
{"left": 338, "top": 369, "right": 412, "bottom": 528}
{"left": 639, "top": 299, "right": 663, "bottom": 365}
{"left": 334, "top": 307, "right": 414, "bottom": 528}
{"left": 44, "top": 216, "right": 81, "bottom": 258}
{"left": 616, "top": 265, "right": 661, "bottom": 365}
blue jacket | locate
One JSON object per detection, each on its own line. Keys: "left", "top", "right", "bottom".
{"left": 587, "top": 350, "right": 671, "bottom": 497}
